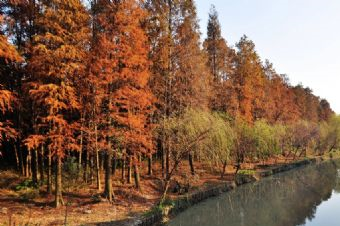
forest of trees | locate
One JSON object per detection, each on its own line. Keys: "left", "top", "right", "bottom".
{"left": 0, "top": 0, "right": 337, "bottom": 208}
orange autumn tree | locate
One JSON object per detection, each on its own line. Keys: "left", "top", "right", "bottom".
{"left": 175, "top": 0, "right": 211, "bottom": 112}
{"left": 203, "top": 5, "right": 236, "bottom": 112}
{"left": 263, "top": 60, "right": 299, "bottom": 123}
{"left": 82, "top": 0, "right": 112, "bottom": 195}
{"left": 146, "top": 0, "right": 211, "bottom": 177}
{"left": 174, "top": 0, "right": 212, "bottom": 175}
{"left": 233, "top": 35, "right": 266, "bottom": 123}
{"left": 84, "top": 0, "right": 120, "bottom": 201}
{"left": 2, "top": 0, "right": 42, "bottom": 180}
{"left": 110, "top": 0, "right": 155, "bottom": 190}
{"left": 145, "top": 0, "right": 180, "bottom": 178}
{"left": 0, "top": 15, "right": 22, "bottom": 144}
{"left": 26, "top": 0, "right": 90, "bottom": 207}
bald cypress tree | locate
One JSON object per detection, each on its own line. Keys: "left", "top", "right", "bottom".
{"left": 176, "top": 0, "right": 212, "bottom": 175}
{"left": 233, "top": 35, "right": 266, "bottom": 122}
{"left": 27, "top": 0, "right": 90, "bottom": 208}
{"left": 102, "top": 0, "right": 155, "bottom": 190}
{"left": 146, "top": 0, "right": 210, "bottom": 177}
{"left": 203, "top": 5, "right": 236, "bottom": 113}
{"left": 203, "top": 5, "right": 230, "bottom": 82}
{"left": 176, "top": 0, "right": 211, "bottom": 111}
{"left": 263, "top": 60, "right": 299, "bottom": 123}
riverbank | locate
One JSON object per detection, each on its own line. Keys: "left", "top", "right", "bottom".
{"left": 0, "top": 153, "right": 338, "bottom": 226}
{"left": 132, "top": 154, "right": 338, "bottom": 226}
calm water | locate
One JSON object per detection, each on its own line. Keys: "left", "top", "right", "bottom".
{"left": 167, "top": 160, "right": 340, "bottom": 226}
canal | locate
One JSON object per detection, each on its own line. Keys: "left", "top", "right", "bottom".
{"left": 167, "top": 160, "right": 340, "bottom": 226}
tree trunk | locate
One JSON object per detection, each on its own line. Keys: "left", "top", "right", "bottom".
{"left": 161, "top": 179, "right": 171, "bottom": 204}
{"left": 13, "top": 144, "right": 20, "bottom": 171}
{"left": 39, "top": 146, "right": 44, "bottom": 184}
{"left": 32, "top": 149, "right": 39, "bottom": 185}
{"left": 47, "top": 148, "right": 52, "bottom": 194}
{"left": 95, "top": 125, "right": 101, "bottom": 191}
{"left": 161, "top": 147, "right": 165, "bottom": 178}
{"left": 24, "top": 151, "right": 28, "bottom": 177}
{"left": 121, "top": 158, "right": 125, "bottom": 183}
{"left": 188, "top": 153, "right": 195, "bottom": 175}
{"left": 148, "top": 154, "right": 152, "bottom": 176}
{"left": 127, "top": 155, "right": 132, "bottom": 184}
{"left": 293, "top": 148, "right": 299, "bottom": 160}
{"left": 159, "top": 140, "right": 164, "bottom": 177}
{"left": 55, "top": 156, "right": 64, "bottom": 208}
{"left": 221, "top": 161, "right": 227, "bottom": 179}
{"left": 104, "top": 150, "right": 113, "bottom": 202}
{"left": 100, "top": 152, "right": 105, "bottom": 172}
{"left": 26, "top": 150, "right": 32, "bottom": 178}
{"left": 90, "top": 155, "right": 94, "bottom": 184}
{"left": 112, "top": 154, "right": 116, "bottom": 176}
{"left": 165, "top": 0, "right": 173, "bottom": 180}
{"left": 134, "top": 157, "right": 140, "bottom": 190}
{"left": 19, "top": 144, "right": 24, "bottom": 176}
{"left": 160, "top": 160, "right": 179, "bottom": 205}
{"left": 78, "top": 129, "right": 83, "bottom": 171}
{"left": 96, "top": 151, "right": 101, "bottom": 190}
{"left": 165, "top": 148, "right": 170, "bottom": 178}
{"left": 235, "top": 162, "right": 241, "bottom": 178}
{"left": 84, "top": 149, "right": 89, "bottom": 183}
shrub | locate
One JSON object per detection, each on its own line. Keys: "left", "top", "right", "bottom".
{"left": 63, "top": 157, "right": 83, "bottom": 191}
{"left": 15, "top": 179, "right": 36, "bottom": 191}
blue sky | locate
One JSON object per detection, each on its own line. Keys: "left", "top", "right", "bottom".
{"left": 196, "top": 0, "right": 340, "bottom": 113}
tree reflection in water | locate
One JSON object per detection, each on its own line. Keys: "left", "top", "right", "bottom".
{"left": 167, "top": 160, "right": 340, "bottom": 226}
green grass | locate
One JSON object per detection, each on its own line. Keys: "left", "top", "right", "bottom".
{"left": 143, "top": 198, "right": 175, "bottom": 218}
{"left": 237, "top": 169, "right": 256, "bottom": 175}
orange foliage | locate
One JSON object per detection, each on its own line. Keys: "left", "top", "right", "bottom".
{"left": 0, "top": 16, "right": 22, "bottom": 143}
{"left": 110, "top": 0, "right": 155, "bottom": 154}
{"left": 27, "top": 0, "right": 89, "bottom": 157}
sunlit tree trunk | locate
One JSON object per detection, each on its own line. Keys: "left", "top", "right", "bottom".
{"left": 148, "top": 154, "right": 152, "bottom": 176}
{"left": 19, "top": 144, "right": 25, "bottom": 176}
{"left": 13, "top": 144, "right": 20, "bottom": 171}
{"left": 90, "top": 155, "right": 94, "bottom": 184}
{"left": 112, "top": 153, "right": 116, "bottom": 176}
{"left": 79, "top": 128, "right": 83, "bottom": 171}
{"left": 31, "top": 148, "right": 39, "bottom": 184}
{"left": 104, "top": 150, "right": 113, "bottom": 202}
{"left": 39, "top": 145, "right": 44, "bottom": 184}
{"left": 55, "top": 156, "right": 64, "bottom": 208}
{"left": 134, "top": 155, "right": 140, "bottom": 190}
{"left": 127, "top": 155, "right": 132, "bottom": 184}
{"left": 121, "top": 157, "right": 126, "bottom": 183}
{"left": 26, "top": 150, "right": 32, "bottom": 178}
{"left": 95, "top": 125, "right": 101, "bottom": 190}
{"left": 47, "top": 148, "right": 52, "bottom": 194}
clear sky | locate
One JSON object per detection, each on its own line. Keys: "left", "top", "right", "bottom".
{"left": 196, "top": 0, "right": 340, "bottom": 113}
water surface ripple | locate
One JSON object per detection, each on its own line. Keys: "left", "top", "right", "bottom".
{"left": 167, "top": 160, "right": 340, "bottom": 226}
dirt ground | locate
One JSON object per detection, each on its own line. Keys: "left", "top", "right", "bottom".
{"left": 0, "top": 157, "right": 298, "bottom": 226}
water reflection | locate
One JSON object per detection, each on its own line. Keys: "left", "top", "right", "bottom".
{"left": 167, "top": 160, "right": 340, "bottom": 226}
